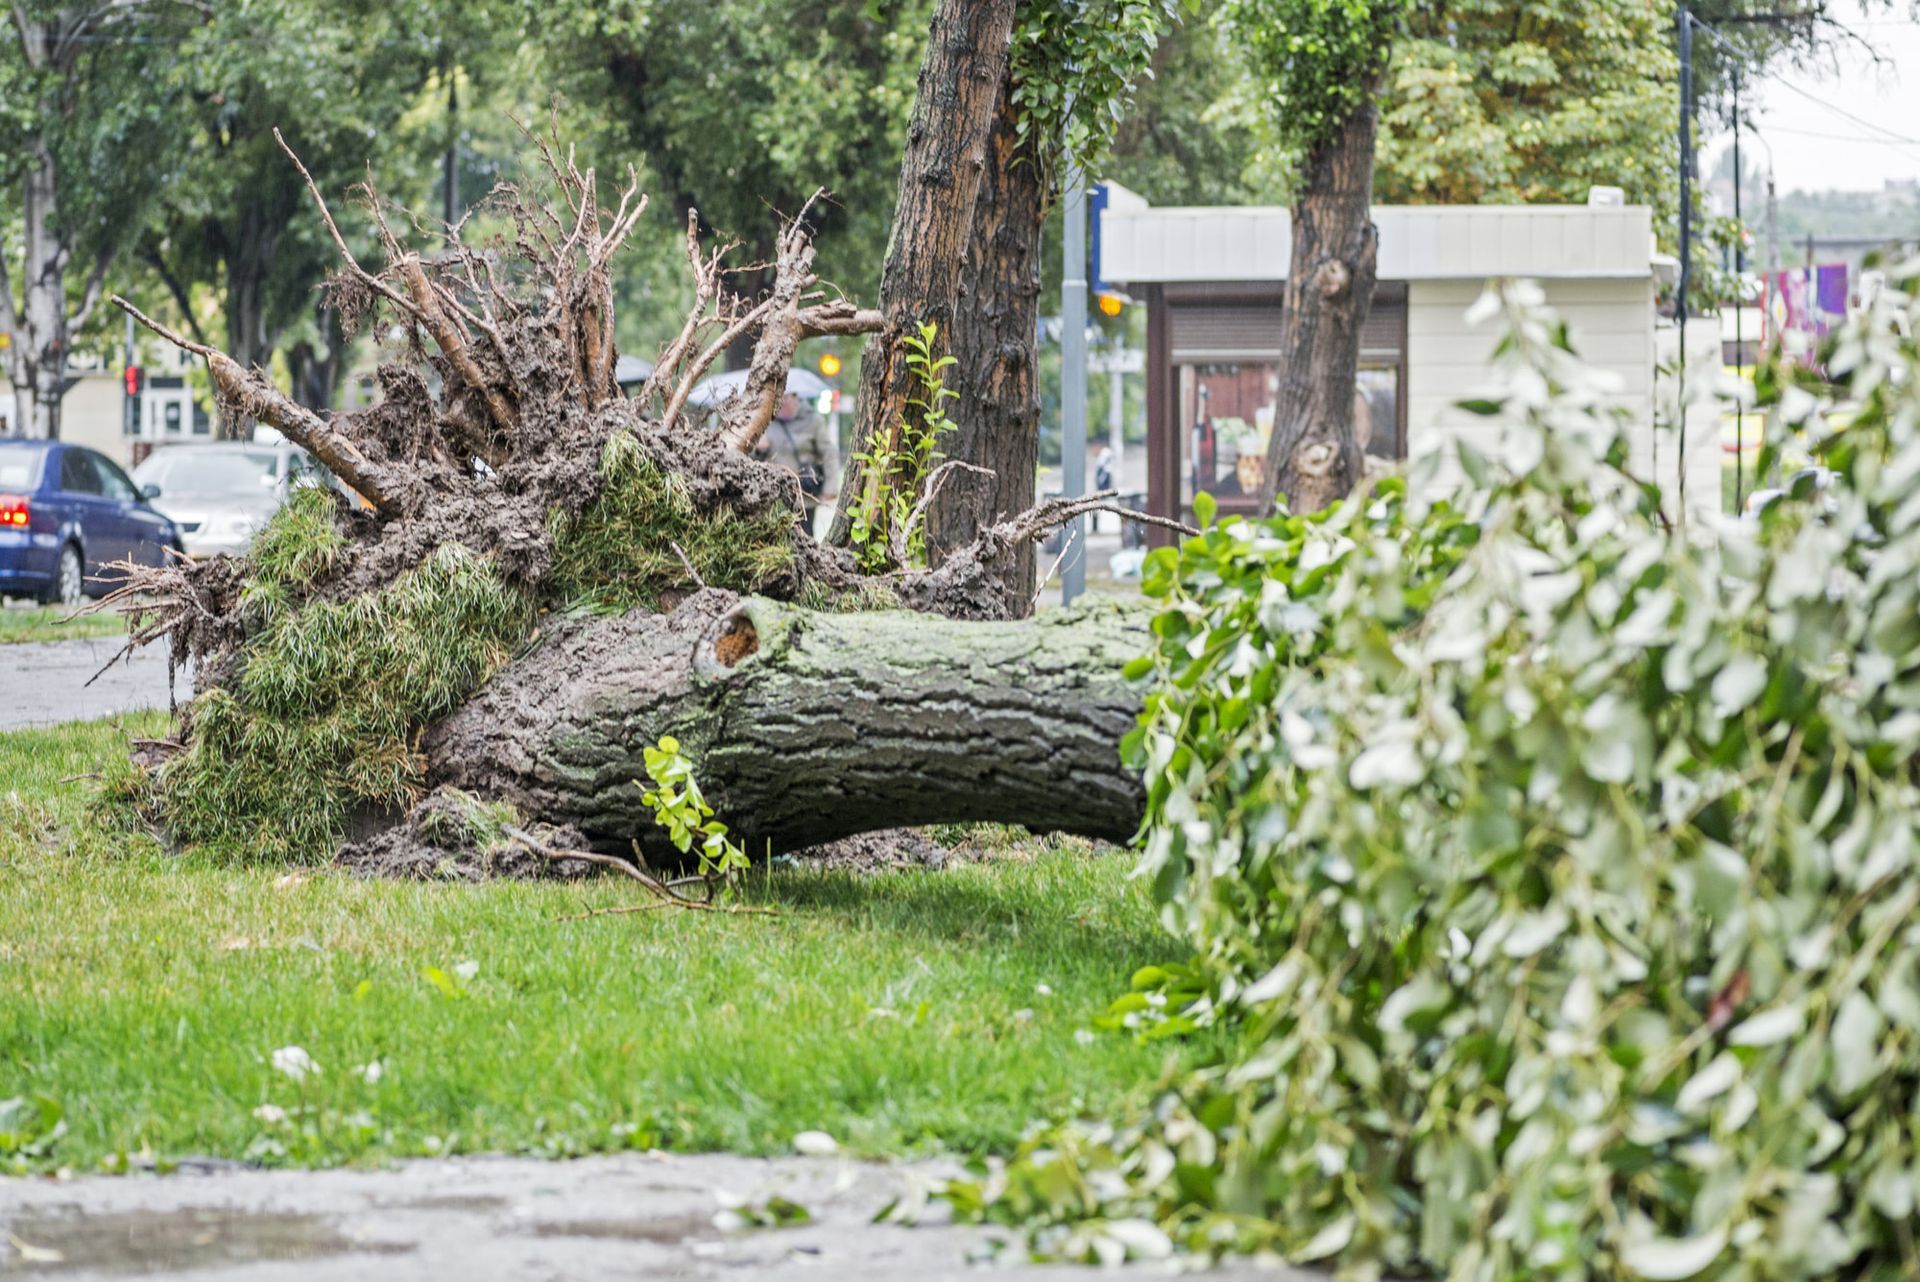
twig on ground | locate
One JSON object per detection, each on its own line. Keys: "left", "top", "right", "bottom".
{"left": 505, "top": 825, "right": 778, "bottom": 917}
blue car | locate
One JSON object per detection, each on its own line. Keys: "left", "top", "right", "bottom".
{"left": 0, "top": 439, "right": 184, "bottom": 606}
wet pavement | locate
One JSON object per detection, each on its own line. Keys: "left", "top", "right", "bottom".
{"left": 0, "top": 638, "right": 183, "bottom": 730}
{"left": 0, "top": 1153, "right": 1303, "bottom": 1281}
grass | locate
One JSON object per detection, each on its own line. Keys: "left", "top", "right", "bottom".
{"left": 1, "top": 716, "right": 1203, "bottom": 1174}
{"left": 0, "top": 604, "right": 125, "bottom": 645}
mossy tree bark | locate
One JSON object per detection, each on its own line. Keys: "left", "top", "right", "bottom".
{"left": 1255, "top": 94, "right": 1382, "bottom": 516}
{"left": 427, "top": 591, "right": 1146, "bottom": 856}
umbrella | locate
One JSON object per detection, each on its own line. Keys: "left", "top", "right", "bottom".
{"left": 686, "top": 367, "right": 828, "bottom": 408}
{"left": 614, "top": 354, "right": 654, "bottom": 387}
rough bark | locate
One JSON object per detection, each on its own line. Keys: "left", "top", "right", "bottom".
{"left": 833, "top": 0, "right": 1017, "bottom": 543}
{"left": 428, "top": 591, "right": 1147, "bottom": 855}
{"left": 928, "top": 68, "right": 1046, "bottom": 615}
{"left": 1255, "top": 95, "right": 1382, "bottom": 516}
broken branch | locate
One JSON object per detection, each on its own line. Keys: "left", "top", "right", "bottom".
{"left": 114, "top": 295, "right": 408, "bottom": 515}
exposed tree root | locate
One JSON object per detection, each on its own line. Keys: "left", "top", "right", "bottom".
{"left": 98, "top": 130, "right": 1178, "bottom": 868}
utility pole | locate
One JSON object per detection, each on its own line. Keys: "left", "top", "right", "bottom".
{"left": 1733, "top": 65, "right": 1746, "bottom": 510}
{"left": 1061, "top": 157, "right": 1089, "bottom": 606}
{"left": 1675, "top": 2, "right": 1694, "bottom": 510}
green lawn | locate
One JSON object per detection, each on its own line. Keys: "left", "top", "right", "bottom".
{"left": 0, "top": 717, "right": 1197, "bottom": 1174}
{"left": 0, "top": 604, "right": 127, "bottom": 645}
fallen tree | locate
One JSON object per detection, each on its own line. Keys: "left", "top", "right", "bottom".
{"left": 97, "top": 128, "right": 1178, "bottom": 868}
{"left": 426, "top": 591, "right": 1147, "bottom": 855}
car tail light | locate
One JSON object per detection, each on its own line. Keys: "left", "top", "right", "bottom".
{"left": 0, "top": 494, "right": 27, "bottom": 529}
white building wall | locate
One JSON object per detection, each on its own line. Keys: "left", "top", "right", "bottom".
{"left": 0, "top": 372, "right": 130, "bottom": 463}
{"left": 1406, "top": 278, "right": 1686, "bottom": 498}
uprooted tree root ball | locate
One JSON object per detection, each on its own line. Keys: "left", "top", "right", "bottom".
{"left": 95, "top": 133, "right": 1182, "bottom": 870}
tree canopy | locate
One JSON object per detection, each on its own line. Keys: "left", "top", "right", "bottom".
{"left": 1375, "top": 0, "right": 1675, "bottom": 209}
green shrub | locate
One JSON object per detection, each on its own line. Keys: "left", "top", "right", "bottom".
{"left": 961, "top": 270, "right": 1920, "bottom": 1281}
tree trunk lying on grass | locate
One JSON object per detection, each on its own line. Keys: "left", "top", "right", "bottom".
{"left": 90, "top": 126, "right": 1184, "bottom": 871}
{"left": 429, "top": 591, "right": 1147, "bottom": 855}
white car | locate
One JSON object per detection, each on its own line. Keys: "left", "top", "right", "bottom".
{"left": 131, "top": 442, "right": 328, "bottom": 559}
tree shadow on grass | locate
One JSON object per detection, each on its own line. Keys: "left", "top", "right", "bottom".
{"left": 740, "top": 852, "right": 1177, "bottom": 979}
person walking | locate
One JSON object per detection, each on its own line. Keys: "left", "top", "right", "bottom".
{"left": 755, "top": 390, "right": 839, "bottom": 532}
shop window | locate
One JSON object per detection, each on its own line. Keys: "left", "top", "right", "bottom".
{"left": 1178, "top": 363, "right": 1403, "bottom": 509}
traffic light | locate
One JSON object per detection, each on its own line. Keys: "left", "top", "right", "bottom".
{"left": 818, "top": 353, "right": 842, "bottom": 378}
{"left": 123, "top": 364, "right": 144, "bottom": 437}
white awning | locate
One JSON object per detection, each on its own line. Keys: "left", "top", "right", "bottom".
{"left": 1099, "top": 193, "right": 1657, "bottom": 286}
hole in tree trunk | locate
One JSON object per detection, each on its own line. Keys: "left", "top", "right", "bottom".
{"left": 713, "top": 615, "right": 759, "bottom": 667}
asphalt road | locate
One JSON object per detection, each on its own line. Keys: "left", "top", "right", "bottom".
{"left": 0, "top": 1153, "right": 1304, "bottom": 1282}
{"left": 0, "top": 637, "right": 184, "bottom": 730}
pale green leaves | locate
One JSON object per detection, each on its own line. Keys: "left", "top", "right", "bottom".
{"left": 638, "top": 735, "right": 749, "bottom": 880}
{"left": 975, "top": 273, "right": 1920, "bottom": 1280}
{"left": 1621, "top": 1226, "right": 1730, "bottom": 1281}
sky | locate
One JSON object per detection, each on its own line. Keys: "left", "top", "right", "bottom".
{"left": 1701, "top": 3, "right": 1920, "bottom": 195}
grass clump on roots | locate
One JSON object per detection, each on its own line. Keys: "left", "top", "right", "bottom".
{"left": 127, "top": 438, "right": 805, "bottom": 864}
{"left": 547, "top": 433, "right": 797, "bottom": 613}
{"left": 151, "top": 537, "right": 532, "bottom": 863}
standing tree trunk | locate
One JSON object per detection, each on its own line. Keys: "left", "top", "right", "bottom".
{"left": 1255, "top": 94, "right": 1382, "bottom": 515}
{"left": 0, "top": 136, "right": 110, "bottom": 440}
{"left": 216, "top": 207, "right": 284, "bottom": 437}
{"left": 285, "top": 300, "right": 347, "bottom": 412}
{"left": 928, "top": 68, "right": 1046, "bottom": 614}
{"left": 833, "top": 0, "right": 1017, "bottom": 543}
{"left": 427, "top": 591, "right": 1147, "bottom": 855}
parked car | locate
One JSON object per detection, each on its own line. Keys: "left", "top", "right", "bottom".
{"left": 0, "top": 439, "right": 184, "bottom": 605}
{"left": 131, "top": 441, "right": 328, "bottom": 560}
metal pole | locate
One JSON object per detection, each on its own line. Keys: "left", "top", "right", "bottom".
{"left": 444, "top": 71, "right": 459, "bottom": 228}
{"left": 1109, "top": 364, "right": 1125, "bottom": 494}
{"left": 1733, "top": 65, "right": 1745, "bottom": 512}
{"left": 1676, "top": 3, "right": 1693, "bottom": 510}
{"left": 1061, "top": 156, "right": 1089, "bottom": 605}
{"left": 1766, "top": 171, "right": 1779, "bottom": 275}
{"left": 123, "top": 310, "right": 136, "bottom": 440}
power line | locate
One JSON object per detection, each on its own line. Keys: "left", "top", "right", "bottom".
{"left": 1761, "top": 71, "right": 1920, "bottom": 147}
{"left": 1763, "top": 123, "right": 1920, "bottom": 147}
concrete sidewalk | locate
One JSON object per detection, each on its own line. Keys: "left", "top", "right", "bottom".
{"left": 0, "top": 1152, "right": 1300, "bottom": 1281}
{"left": 0, "top": 637, "right": 184, "bottom": 730}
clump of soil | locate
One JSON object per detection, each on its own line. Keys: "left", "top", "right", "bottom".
{"left": 335, "top": 789, "right": 598, "bottom": 882}
{"left": 787, "top": 828, "right": 956, "bottom": 872}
